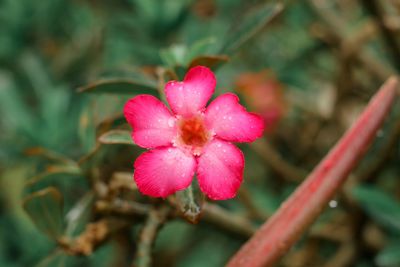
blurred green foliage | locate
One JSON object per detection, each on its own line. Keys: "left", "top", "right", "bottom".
{"left": 0, "top": 0, "right": 399, "bottom": 266}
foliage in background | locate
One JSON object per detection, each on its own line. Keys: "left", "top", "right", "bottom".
{"left": 0, "top": 0, "right": 400, "bottom": 266}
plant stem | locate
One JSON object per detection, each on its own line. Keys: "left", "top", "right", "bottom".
{"left": 361, "top": 0, "right": 400, "bottom": 70}
{"left": 250, "top": 139, "right": 307, "bottom": 182}
{"left": 309, "top": 0, "right": 395, "bottom": 81}
{"left": 134, "top": 206, "right": 170, "bottom": 267}
{"left": 202, "top": 202, "right": 257, "bottom": 238}
{"left": 226, "top": 77, "right": 399, "bottom": 267}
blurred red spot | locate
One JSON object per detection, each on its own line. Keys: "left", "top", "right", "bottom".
{"left": 235, "top": 70, "right": 286, "bottom": 133}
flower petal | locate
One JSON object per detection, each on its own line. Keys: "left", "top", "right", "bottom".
{"left": 205, "top": 93, "right": 264, "bottom": 142}
{"left": 124, "top": 95, "right": 177, "bottom": 148}
{"left": 197, "top": 139, "right": 244, "bottom": 200}
{"left": 165, "top": 66, "right": 216, "bottom": 117}
{"left": 134, "top": 147, "right": 196, "bottom": 198}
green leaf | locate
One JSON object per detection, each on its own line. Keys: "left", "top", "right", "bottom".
{"left": 376, "top": 242, "right": 400, "bottom": 267}
{"left": 0, "top": 70, "right": 35, "bottom": 133}
{"left": 77, "top": 79, "right": 158, "bottom": 95}
{"left": 23, "top": 187, "right": 64, "bottom": 240}
{"left": 36, "top": 249, "right": 66, "bottom": 267}
{"left": 25, "top": 165, "right": 81, "bottom": 187}
{"left": 78, "top": 104, "right": 96, "bottom": 152}
{"left": 352, "top": 186, "right": 400, "bottom": 232}
{"left": 160, "top": 44, "right": 188, "bottom": 67}
{"left": 97, "top": 114, "right": 127, "bottom": 135}
{"left": 25, "top": 147, "right": 78, "bottom": 166}
{"left": 184, "top": 37, "right": 216, "bottom": 63}
{"left": 98, "top": 129, "right": 134, "bottom": 145}
{"left": 219, "top": 3, "right": 283, "bottom": 55}
{"left": 65, "top": 192, "right": 94, "bottom": 236}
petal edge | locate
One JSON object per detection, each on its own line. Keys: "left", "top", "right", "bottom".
{"left": 124, "top": 95, "right": 177, "bottom": 148}
{"left": 134, "top": 147, "right": 196, "bottom": 198}
{"left": 165, "top": 66, "right": 216, "bottom": 116}
{"left": 205, "top": 93, "right": 264, "bottom": 143}
{"left": 197, "top": 139, "right": 244, "bottom": 200}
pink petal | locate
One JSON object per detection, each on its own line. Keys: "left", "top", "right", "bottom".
{"left": 205, "top": 93, "right": 264, "bottom": 142}
{"left": 134, "top": 147, "right": 196, "bottom": 198}
{"left": 165, "top": 66, "right": 216, "bottom": 117}
{"left": 197, "top": 139, "right": 244, "bottom": 200}
{"left": 124, "top": 95, "right": 177, "bottom": 148}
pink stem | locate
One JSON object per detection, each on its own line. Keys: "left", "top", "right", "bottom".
{"left": 227, "top": 77, "right": 399, "bottom": 267}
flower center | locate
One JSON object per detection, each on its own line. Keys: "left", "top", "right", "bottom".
{"left": 178, "top": 116, "right": 210, "bottom": 150}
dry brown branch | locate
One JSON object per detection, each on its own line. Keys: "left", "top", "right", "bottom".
{"left": 309, "top": 0, "right": 396, "bottom": 80}
{"left": 201, "top": 202, "right": 257, "bottom": 238}
{"left": 250, "top": 138, "right": 307, "bottom": 182}
{"left": 59, "top": 219, "right": 127, "bottom": 256}
{"left": 361, "top": 0, "right": 400, "bottom": 69}
{"left": 95, "top": 199, "right": 151, "bottom": 216}
{"left": 134, "top": 205, "right": 171, "bottom": 267}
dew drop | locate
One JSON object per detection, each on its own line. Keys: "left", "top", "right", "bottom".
{"left": 168, "top": 118, "right": 175, "bottom": 127}
{"left": 329, "top": 200, "right": 338, "bottom": 208}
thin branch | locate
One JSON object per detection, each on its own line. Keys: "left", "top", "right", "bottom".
{"left": 134, "top": 205, "right": 170, "bottom": 267}
{"left": 250, "top": 139, "right": 307, "bottom": 182}
{"left": 95, "top": 199, "right": 151, "bottom": 216}
{"left": 226, "top": 77, "right": 399, "bottom": 267}
{"left": 202, "top": 202, "right": 257, "bottom": 238}
{"left": 59, "top": 219, "right": 127, "bottom": 256}
{"left": 238, "top": 187, "right": 270, "bottom": 220}
{"left": 309, "top": 0, "right": 396, "bottom": 81}
{"left": 361, "top": 0, "right": 400, "bottom": 70}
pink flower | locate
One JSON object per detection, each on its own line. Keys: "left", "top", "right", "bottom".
{"left": 124, "top": 66, "right": 264, "bottom": 200}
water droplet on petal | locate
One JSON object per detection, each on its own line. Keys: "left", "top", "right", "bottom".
{"left": 168, "top": 118, "right": 175, "bottom": 127}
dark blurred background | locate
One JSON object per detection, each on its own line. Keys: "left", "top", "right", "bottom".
{"left": 0, "top": 0, "right": 400, "bottom": 266}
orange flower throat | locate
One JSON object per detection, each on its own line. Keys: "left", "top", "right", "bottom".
{"left": 179, "top": 117, "right": 210, "bottom": 148}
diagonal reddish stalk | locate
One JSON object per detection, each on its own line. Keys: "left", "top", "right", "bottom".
{"left": 227, "top": 77, "right": 399, "bottom": 267}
